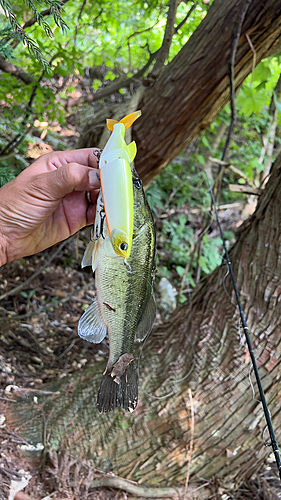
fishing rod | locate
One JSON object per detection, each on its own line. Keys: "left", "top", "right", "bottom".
{"left": 208, "top": 181, "right": 281, "bottom": 481}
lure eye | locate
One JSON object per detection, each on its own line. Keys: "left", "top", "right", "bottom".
{"left": 120, "top": 242, "right": 128, "bottom": 251}
{"left": 133, "top": 179, "right": 142, "bottom": 189}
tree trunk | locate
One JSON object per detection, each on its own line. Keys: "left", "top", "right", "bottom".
{"left": 134, "top": 0, "right": 281, "bottom": 184}
{"left": 6, "top": 153, "right": 281, "bottom": 494}
{"left": 78, "top": 0, "right": 281, "bottom": 186}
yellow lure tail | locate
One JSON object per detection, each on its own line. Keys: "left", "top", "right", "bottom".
{"left": 106, "top": 110, "right": 142, "bottom": 131}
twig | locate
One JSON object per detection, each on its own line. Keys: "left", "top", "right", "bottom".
{"left": 175, "top": 3, "right": 197, "bottom": 33}
{"left": 228, "top": 184, "right": 262, "bottom": 195}
{"left": 74, "top": 0, "right": 87, "bottom": 48}
{"left": 178, "top": 222, "right": 210, "bottom": 302}
{"left": 209, "top": 157, "right": 256, "bottom": 187}
{"left": 246, "top": 33, "right": 256, "bottom": 86}
{"left": 5, "top": 386, "right": 60, "bottom": 395}
{"left": 56, "top": 339, "right": 77, "bottom": 359}
{"left": 0, "top": 71, "right": 44, "bottom": 156}
{"left": 88, "top": 475, "right": 201, "bottom": 498}
{"left": 126, "top": 20, "right": 160, "bottom": 42}
{"left": 0, "top": 396, "right": 16, "bottom": 402}
{"left": 90, "top": 3, "right": 195, "bottom": 102}
{"left": 195, "top": 240, "right": 202, "bottom": 284}
{"left": 184, "top": 388, "right": 195, "bottom": 494}
{"left": 0, "top": 281, "right": 94, "bottom": 323}
{"left": 0, "top": 237, "right": 73, "bottom": 301}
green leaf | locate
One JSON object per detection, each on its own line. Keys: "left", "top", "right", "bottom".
{"left": 202, "top": 135, "right": 210, "bottom": 149}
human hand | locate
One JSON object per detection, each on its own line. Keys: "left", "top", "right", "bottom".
{"left": 0, "top": 148, "right": 100, "bottom": 266}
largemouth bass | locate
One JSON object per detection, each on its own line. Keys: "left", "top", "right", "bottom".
{"left": 78, "top": 166, "right": 156, "bottom": 413}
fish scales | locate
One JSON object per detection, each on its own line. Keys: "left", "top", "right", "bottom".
{"left": 97, "top": 217, "right": 155, "bottom": 367}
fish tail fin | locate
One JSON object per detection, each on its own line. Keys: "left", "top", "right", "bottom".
{"left": 97, "top": 361, "right": 138, "bottom": 413}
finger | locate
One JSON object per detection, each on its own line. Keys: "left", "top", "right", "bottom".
{"left": 28, "top": 163, "right": 100, "bottom": 201}
{"left": 45, "top": 148, "right": 101, "bottom": 170}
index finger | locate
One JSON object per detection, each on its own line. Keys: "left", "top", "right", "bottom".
{"left": 46, "top": 148, "right": 101, "bottom": 170}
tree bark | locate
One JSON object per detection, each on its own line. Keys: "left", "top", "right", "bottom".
{"left": 78, "top": 0, "right": 281, "bottom": 185}
{"left": 6, "top": 152, "right": 281, "bottom": 494}
{"left": 133, "top": 0, "right": 281, "bottom": 184}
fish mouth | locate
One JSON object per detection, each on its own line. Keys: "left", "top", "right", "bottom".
{"left": 110, "top": 228, "right": 131, "bottom": 258}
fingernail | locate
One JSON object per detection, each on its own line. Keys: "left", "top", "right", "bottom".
{"left": 89, "top": 169, "right": 100, "bottom": 188}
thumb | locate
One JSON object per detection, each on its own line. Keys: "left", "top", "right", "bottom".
{"left": 28, "top": 163, "right": 100, "bottom": 201}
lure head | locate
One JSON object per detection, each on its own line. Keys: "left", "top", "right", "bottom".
{"left": 111, "top": 228, "right": 130, "bottom": 258}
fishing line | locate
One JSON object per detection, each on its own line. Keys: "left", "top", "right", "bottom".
{"left": 208, "top": 179, "right": 281, "bottom": 481}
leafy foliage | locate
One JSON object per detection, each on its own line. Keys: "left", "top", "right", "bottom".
{"left": 0, "top": 0, "right": 68, "bottom": 67}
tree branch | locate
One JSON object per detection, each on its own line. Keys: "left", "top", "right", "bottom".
{"left": 0, "top": 70, "right": 45, "bottom": 156}
{"left": 222, "top": 0, "right": 253, "bottom": 161}
{"left": 151, "top": 0, "right": 179, "bottom": 76}
{"left": 90, "top": 50, "right": 158, "bottom": 102}
{"left": 89, "top": 2, "right": 194, "bottom": 102}
{"left": 0, "top": 56, "right": 35, "bottom": 84}
{"left": 174, "top": 3, "right": 196, "bottom": 33}
{"left": 88, "top": 475, "right": 207, "bottom": 498}
{"left": 229, "top": 184, "right": 262, "bottom": 195}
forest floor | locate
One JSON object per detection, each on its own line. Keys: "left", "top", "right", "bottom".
{"left": 1, "top": 226, "right": 281, "bottom": 500}
{"left": 0, "top": 133, "right": 280, "bottom": 499}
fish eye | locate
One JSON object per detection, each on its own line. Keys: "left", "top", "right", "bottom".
{"left": 120, "top": 242, "right": 128, "bottom": 251}
{"left": 133, "top": 178, "right": 142, "bottom": 189}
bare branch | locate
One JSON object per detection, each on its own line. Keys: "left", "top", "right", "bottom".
{"left": 86, "top": 3, "right": 196, "bottom": 102}
{"left": 152, "top": 0, "right": 179, "bottom": 76}
{"left": 229, "top": 184, "right": 262, "bottom": 195}
{"left": 174, "top": 3, "right": 196, "bottom": 34}
{"left": 209, "top": 157, "right": 256, "bottom": 187}
{"left": 91, "top": 50, "right": 158, "bottom": 101}
{"left": 0, "top": 55, "right": 35, "bottom": 84}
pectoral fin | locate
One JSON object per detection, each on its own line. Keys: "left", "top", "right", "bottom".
{"left": 81, "top": 240, "right": 95, "bottom": 268}
{"left": 135, "top": 293, "right": 157, "bottom": 342}
{"left": 78, "top": 299, "right": 107, "bottom": 344}
{"left": 81, "top": 239, "right": 100, "bottom": 272}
